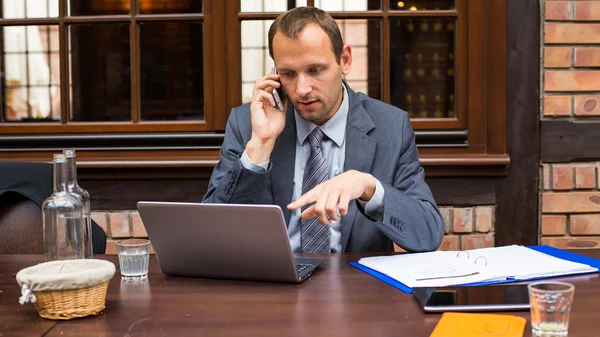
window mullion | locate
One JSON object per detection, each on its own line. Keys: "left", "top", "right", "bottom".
{"left": 130, "top": 0, "right": 140, "bottom": 123}
{"left": 382, "top": 13, "right": 389, "bottom": 103}
{"left": 59, "top": 0, "right": 68, "bottom": 124}
{"left": 382, "top": 0, "right": 389, "bottom": 11}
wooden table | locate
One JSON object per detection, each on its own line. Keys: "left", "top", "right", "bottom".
{"left": 1, "top": 251, "right": 599, "bottom": 337}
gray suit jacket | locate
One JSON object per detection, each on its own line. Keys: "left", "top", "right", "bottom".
{"left": 203, "top": 86, "right": 444, "bottom": 253}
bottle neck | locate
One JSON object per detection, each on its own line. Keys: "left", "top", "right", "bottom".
{"left": 65, "top": 156, "right": 78, "bottom": 189}
{"left": 53, "top": 159, "right": 68, "bottom": 193}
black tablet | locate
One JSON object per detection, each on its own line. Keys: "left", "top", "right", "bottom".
{"left": 413, "top": 284, "right": 531, "bottom": 313}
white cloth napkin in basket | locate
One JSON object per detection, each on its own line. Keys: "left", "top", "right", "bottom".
{"left": 16, "top": 259, "right": 115, "bottom": 304}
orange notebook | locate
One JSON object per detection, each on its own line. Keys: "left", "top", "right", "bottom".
{"left": 429, "top": 312, "right": 527, "bottom": 337}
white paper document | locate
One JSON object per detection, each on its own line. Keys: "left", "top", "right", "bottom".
{"left": 358, "top": 245, "right": 598, "bottom": 288}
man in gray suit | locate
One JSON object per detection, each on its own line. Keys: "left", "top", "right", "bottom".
{"left": 203, "top": 7, "right": 444, "bottom": 253}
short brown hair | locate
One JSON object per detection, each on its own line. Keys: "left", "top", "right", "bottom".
{"left": 268, "top": 7, "right": 344, "bottom": 64}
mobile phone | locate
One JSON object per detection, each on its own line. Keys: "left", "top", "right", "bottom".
{"left": 413, "top": 284, "right": 530, "bottom": 313}
{"left": 272, "top": 66, "right": 286, "bottom": 112}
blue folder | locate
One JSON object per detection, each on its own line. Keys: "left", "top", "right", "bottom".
{"left": 349, "top": 245, "right": 600, "bottom": 294}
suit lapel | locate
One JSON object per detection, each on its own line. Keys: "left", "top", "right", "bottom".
{"left": 271, "top": 104, "right": 297, "bottom": 224}
{"left": 341, "top": 89, "right": 376, "bottom": 251}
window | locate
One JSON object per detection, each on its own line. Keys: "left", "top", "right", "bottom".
{"left": 229, "top": 0, "right": 508, "bottom": 174}
{"left": 0, "top": 0, "right": 507, "bottom": 176}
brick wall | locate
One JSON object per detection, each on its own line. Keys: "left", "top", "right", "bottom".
{"left": 93, "top": 205, "right": 495, "bottom": 254}
{"left": 541, "top": 163, "right": 600, "bottom": 248}
{"left": 394, "top": 206, "right": 495, "bottom": 252}
{"left": 92, "top": 211, "right": 153, "bottom": 255}
{"left": 542, "top": 0, "right": 600, "bottom": 249}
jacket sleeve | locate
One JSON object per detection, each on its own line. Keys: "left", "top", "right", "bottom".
{"left": 202, "top": 107, "right": 275, "bottom": 205}
{"left": 367, "top": 113, "right": 445, "bottom": 252}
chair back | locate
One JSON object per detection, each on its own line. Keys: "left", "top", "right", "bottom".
{"left": 0, "top": 193, "right": 44, "bottom": 254}
{"left": 0, "top": 162, "right": 106, "bottom": 254}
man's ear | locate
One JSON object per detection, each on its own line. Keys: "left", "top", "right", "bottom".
{"left": 340, "top": 45, "right": 352, "bottom": 76}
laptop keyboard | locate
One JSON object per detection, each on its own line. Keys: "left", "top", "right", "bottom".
{"left": 296, "top": 263, "right": 312, "bottom": 274}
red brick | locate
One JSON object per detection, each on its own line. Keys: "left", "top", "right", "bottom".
{"left": 543, "top": 95, "right": 571, "bottom": 116}
{"left": 541, "top": 236, "right": 600, "bottom": 249}
{"left": 475, "top": 207, "right": 493, "bottom": 233}
{"left": 574, "top": 1, "right": 600, "bottom": 20}
{"left": 545, "top": 1, "right": 570, "bottom": 20}
{"left": 440, "top": 207, "right": 452, "bottom": 234}
{"left": 106, "top": 239, "right": 117, "bottom": 255}
{"left": 131, "top": 211, "right": 148, "bottom": 238}
{"left": 461, "top": 234, "right": 494, "bottom": 251}
{"left": 393, "top": 243, "right": 406, "bottom": 253}
{"left": 545, "top": 71, "right": 600, "bottom": 91}
{"left": 544, "top": 47, "right": 572, "bottom": 68}
{"left": 575, "top": 166, "right": 597, "bottom": 189}
{"left": 453, "top": 208, "right": 473, "bottom": 233}
{"left": 543, "top": 164, "right": 551, "bottom": 190}
{"left": 541, "top": 215, "right": 567, "bottom": 235}
{"left": 105, "top": 239, "right": 155, "bottom": 254}
{"left": 574, "top": 48, "right": 600, "bottom": 67}
{"left": 571, "top": 214, "right": 600, "bottom": 235}
{"left": 542, "top": 192, "right": 600, "bottom": 213}
{"left": 108, "top": 211, "right": 131, "bottom": 238}
{"left": 438, "top": 235, "right": 459, "bottom": 251}
{"left": 574, "top": 95, "right": 600, "bottom": 116}
{"left": 552, "top": 165, "right": 573, "bottom": 190}
{"left": 545, "top": 23, "right": 600, "bottom": 43}
{"left": 91, "top": 212, "right": 110, "bottom": 237}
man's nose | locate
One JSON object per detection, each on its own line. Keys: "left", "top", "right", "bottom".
{"left": 296, "top": 74, "right": 312, "bottom": 97}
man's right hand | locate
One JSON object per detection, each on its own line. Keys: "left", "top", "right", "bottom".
{"left": 246, "top": 71, "right": 287, "bottom": 164}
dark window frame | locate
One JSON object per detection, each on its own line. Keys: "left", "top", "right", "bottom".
{"left": 0, "top": 0, "right": 508, "bottom": 177}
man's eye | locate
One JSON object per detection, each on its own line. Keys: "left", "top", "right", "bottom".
{"left": 310, "top": 68, "right": 321, "bottom": 74}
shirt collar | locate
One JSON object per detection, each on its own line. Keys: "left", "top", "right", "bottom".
{"left": 295, "top": 83, "right": 349, "bottom": 147}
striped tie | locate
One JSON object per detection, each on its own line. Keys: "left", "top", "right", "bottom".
{"left": 300, "top": 127, "right": 331, "bottom": 253}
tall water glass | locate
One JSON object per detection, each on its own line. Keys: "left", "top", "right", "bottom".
{"left": 116, "top": 239, "right": 150, "bottom": 281}
{"left": 528, "top": 281, "right": 575, "bottom": 337}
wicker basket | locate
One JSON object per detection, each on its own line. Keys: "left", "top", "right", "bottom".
{"left": 16, "top": 259, "right": 115, "bottom": 320}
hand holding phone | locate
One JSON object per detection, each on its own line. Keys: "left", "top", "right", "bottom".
{"left": 272, "top": 67, "right": 286, "bottom": 112}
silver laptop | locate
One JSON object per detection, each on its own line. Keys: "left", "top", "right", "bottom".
{"left": 136, "top": 201, "right": 325, "bottom": 283}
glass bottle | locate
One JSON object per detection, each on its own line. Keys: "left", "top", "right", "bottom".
{"left": 64, "top": 149, "right": 93, "bottom": 258}
{"left": 43, "top": 154, "right": 85, "bottom": 261}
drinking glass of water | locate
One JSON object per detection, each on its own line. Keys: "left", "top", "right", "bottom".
{"left": 116, "top": 239, "right": 151, "bottom": 281}
{"left": 528, "top": 281, "right": 575, "bottom": 337}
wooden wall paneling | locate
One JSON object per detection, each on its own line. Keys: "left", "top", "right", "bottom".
{"left": 495, "top": 0, "right": 540, "bottom": 246}
{"left": 83, "top": 179, "right": 211, "bottom": 210}
{"left": 83, "top": 177, "right": 494, "bottom": 210}
{"left": 541, "top": 120, "right": 600, "bottom": 163}
{"left": 426, "top": 178, "right": 496, "bottom": 206}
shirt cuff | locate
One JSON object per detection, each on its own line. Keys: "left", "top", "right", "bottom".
{"left": 357, "top": 178, "right": 385, "bottom": 221}
{"left": 240, "top": 151, "right": 270, "bottom": 173}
